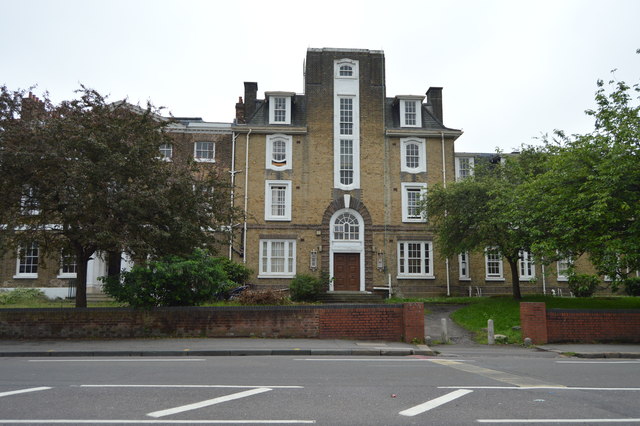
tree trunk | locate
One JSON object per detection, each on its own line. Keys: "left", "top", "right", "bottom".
{"left": 74, "top": 246, "right": 94, "bottom": 308}
{"left": 506, "top": 256, "right": 522, "bottom": 300}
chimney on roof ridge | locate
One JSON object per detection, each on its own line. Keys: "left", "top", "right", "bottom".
{"left": 235, "top": 96, "right": 245, "bottom": 124}
{"left": 244, "top": 82, "right": 258, "bottom": 121}
{"left": 426, "top": 87, "right": 443, "bottom": 124}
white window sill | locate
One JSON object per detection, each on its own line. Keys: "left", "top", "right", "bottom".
{"left": 402, "top": 219, "right": 427, "bottom": 223}
{"left": 397, "top": 275, "right": 435, "bottom": 280}
{"left": 194, "top": 158, "right": 215, "bottom": 163}
{"left": 57, "top": 273, "right": 77, "bottom": 279}
{"left": 557, "top": 277, "right": 569, "bottom": 282}
{"left": 519, "top": 277, "right": 536, "bottom": 281}
{"left": 265, "top": 217, "right": 291, "bottom": 222}
{"left": 459, "top": 277, "right": 472, "bottom": 281}
{"left": 13, "top": 274, "right": 38, "bottom": 279}
{"left": 258, "top": 274, "right": 295, "bottom": 279}
{"left": 485, "top": 277, "right": 505, "bottom": 281}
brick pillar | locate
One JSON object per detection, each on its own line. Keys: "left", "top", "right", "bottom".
{"left": 402, "top": 303, "right": 425, "bottom": 343}
{"left": 520, "top": 302, "right": 548, "bottom": 344}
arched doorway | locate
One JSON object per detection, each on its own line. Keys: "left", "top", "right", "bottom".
{"left": 329, "top": 209, "right": 365, "bottom": 291}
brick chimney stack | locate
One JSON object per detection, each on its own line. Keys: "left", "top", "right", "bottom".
{"left": 235, "top": 96, "right": 245, "bottom": 124}
{"left": 426, "top": 87, "right": 443, "bottom": 124}
{"left": 244, "top": 82, "right": 258, "bottom": 121}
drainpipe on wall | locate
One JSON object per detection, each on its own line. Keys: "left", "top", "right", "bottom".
{"left": 229, "top": 132, "right": 238, "bottom": 260}
{"left": 242, "top": 129, "right": 252, "bottom": 264}
{"left": 441, "top": 131, "right": 451, "bottom": 296}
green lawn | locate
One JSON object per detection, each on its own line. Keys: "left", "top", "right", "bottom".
{"left": 449, "top": 295, "right": 640, "bottom": 344}
{"left": 389, "top": 295, "right": 640, "bottom": 344}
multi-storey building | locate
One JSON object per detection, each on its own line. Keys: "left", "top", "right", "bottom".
{"left": 0, "top": 117, "right": 232, "bottom": 299}
{"left": 230, "top": 48, "right": 462, "bottom": 297}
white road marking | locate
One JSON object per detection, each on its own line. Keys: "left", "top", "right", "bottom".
{"left": 147, "top": 387, "right": 272, "bottom": 418}
{"left": 28, "top": 359, "right": 206, "bottom": 362}
{"left": 80, "top": 384, "right": 303, "bottom": 389}
{"left": 477, "top": 419, "right": 640, "bottom": 423}
{"left": 295, "top": 358, "right": 447, "bottom": 362}
{"left": 399, "top": 389, "right": 473, "bottom": 417}
{"left": 0, "top": 387, "right": 51, "bottom": 398}
{"left": 440, "top": 386, "right": 640, "bottom": 391}
{"left": 0, "top": 420, "right": 315, "bottom": 424}
{"left": 556, "top": 360, "right": 640, "bottom": 364}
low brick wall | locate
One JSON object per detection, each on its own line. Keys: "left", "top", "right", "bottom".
{"left": 0, "top": 303, "right": 424, "bottom": 343}
{"left": 520, "top": 302, "right": 640, "bottom": 344}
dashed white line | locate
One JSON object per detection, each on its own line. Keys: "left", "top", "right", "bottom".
{"left": 0, "top": 420, "right": 315, "bottom": 424}
{"left": 0, "top": 387, "right": 51, "bottom": 398}
{"left": 477, "top": 419, "right": 640, "bottom": 423}
{"left": 399, "top": 389, "right": 473, "bottom": 417}
{"left": 147, "top": 387, "right": 273, "bottom": 418}
{"left": 28, "top": 359, "right": 206, "bottom": 362}
{"left": 80, "top": 384, "right": 303, "bottom": 389}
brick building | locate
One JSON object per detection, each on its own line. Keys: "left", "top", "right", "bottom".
{"left": 0, "top": 117, "right": 232, "bottom": 299}
{"left": 230, "top": 48, "right": 462, "bottom": 297}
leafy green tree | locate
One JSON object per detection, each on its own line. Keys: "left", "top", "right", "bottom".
{"left": 426, "top": 147, "right": 548, "bottom": 299}
{"left": 526, "top": 70, "right": 640, "bottom": 281}
{"left": 0, "top": 86, "right": 234, "bottom": 307}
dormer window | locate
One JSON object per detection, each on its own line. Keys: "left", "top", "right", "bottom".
{"left": 397, "top": 96, "right": 424, "bottom": 128}
{"left": 267, "top": 92, "right": 294, "bottom": 125}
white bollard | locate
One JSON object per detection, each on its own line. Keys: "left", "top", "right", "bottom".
{"left": 487, "top": 319, "right": 495, "bottom": 345}
{"left": 441, "top": 318, "right": 449, "bottom": 343}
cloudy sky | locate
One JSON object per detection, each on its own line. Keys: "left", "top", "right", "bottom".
{"left": 1, "top": 0, "right": 638, "bottom": 152}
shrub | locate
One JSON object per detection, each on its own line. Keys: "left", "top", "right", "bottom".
{"left": 0, "top": 288, "right": 48, "bottom": 305}
{"left": 567, "top": 274, "right": 600, "bottom": 297}
{"left": 289, "top": 274, "right": 326, "bottom": 302}
{"left": 102, "top": 249, "right": 233, "bottom": 307}
{"left": 623, "top": 277, "right": 640, "bottom": 296}
{"left": 215, "top": 257, "right": 252, "bottom": 285}
{"left": 236, "top": 288, "right": 289, "bottom": 305}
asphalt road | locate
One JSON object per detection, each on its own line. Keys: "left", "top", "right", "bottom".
{"left": 1, "top": 352, "right": 639, "bottom": 425}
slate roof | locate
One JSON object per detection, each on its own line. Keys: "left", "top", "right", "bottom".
{"left": 244, "top": 94, "right": 307, "bottom": 127}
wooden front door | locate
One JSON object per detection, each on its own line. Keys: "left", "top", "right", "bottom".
{"left": 333, "top": 253, "right": 360, "bottom": 291}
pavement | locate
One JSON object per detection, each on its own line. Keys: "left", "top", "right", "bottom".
{"left": 0, "top": 337, "right": 638, "bottom": 359}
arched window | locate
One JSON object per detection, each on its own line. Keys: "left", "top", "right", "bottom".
{"left": 333, "top": 212, "right": 360, "bottom": 240}
{"left": 272, "top": 139, "right": 286, "bottom": 165}
{"left": 405, "top": 142, "right": 420, "bottom": 169}
{"left": 339, "top": 64, "right": 353, "bottom": 76}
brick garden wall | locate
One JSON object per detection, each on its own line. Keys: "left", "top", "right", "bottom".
{"left": 520, "top": 302, "right": 640, "bottom": 344}
{"left": 0, "top": 303, "right": 424, "bottom": 343}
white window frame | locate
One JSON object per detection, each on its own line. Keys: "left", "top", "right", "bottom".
{"left": 557, "top": 257, "right": 572, "bottom": 282}
{"left": 401, "top": 137, "right": 426, "bottom": 173}
{"left": 159, "top": 143, "right": 173, "bottom": 161}
{"left": 399, "top": 98, "right": 422, "bottom": 128}
{"left": 397, "top": 241, "right": 434, "bottom": 279}
{"left": 455, "top": 157, "right": 475, "bottom": 181}
{"left": 401, "top": 182, "right": 427, "bottom": 223}
{"left": 335, "top": 59, "right": 358, "bottom": 79}
{"left": 194, "top": 141, "right": 215, "bottom": 163}
{"left": 265, "top": 134, "right": 292, "bottom": 171}
{"left": 459, "top": 252, "right": 470, "bottom": 281}
{"left": 20, "top": 186, "right": 40, "bottom": 215}
{"left": 259, "top": 239, "right": 296, "bottom": 278}
{"left": 485, "top": 248, "right": 504, "bottom": 280}
{"left": 518, "top": 250, "right": 536, "bottom": 280}
{"left": 268, "top": 95, "right": 291, "bottom": 125}
{"left": 58, "top": 251, "right": 78, "bottom": 279}
{"left": 14, "top": 242, "right": 39, "bottom": 279}
{"left": 265, "top": 180, "right": 292, "bottom": 221}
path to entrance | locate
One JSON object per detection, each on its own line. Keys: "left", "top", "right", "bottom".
{"left": 424, "top": 304, "right": 476, "bottom": 345}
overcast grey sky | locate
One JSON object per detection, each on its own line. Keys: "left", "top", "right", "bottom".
{"left": 1, "top": 0, "right": 638, "bottom": 152}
